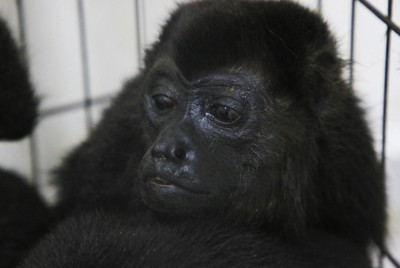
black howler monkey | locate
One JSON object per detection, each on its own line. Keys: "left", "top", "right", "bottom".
{"left": 5, "top": 1, "right": 388, "bottom": 267}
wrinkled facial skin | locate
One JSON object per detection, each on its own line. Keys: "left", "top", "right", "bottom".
{"left": 138, "top": 59, "right": 266, "bottom": 214}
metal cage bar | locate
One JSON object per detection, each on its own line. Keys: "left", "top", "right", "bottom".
{"left": 77, "top": 0, "right": 94, "bottom": 130}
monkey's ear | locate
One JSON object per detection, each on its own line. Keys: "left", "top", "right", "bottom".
{"left": 0, "top": 18, "right": 38, "bottom": 140}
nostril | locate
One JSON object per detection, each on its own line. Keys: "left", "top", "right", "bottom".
{"left": 173, "top": 148, "right": 187, "bottom": 161}
{"left": 151, "top": 144, "right": 166, "bottom": 158}
{"left": 151, "top": 143, "right": 187, "bottom": 161}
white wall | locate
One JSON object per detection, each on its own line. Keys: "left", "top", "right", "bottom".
{"left": 0, "top": 0, "right": 399, "bottom": 265}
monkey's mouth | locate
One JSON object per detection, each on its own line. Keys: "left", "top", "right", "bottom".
{"left": 140, "top": 176, "right": 211, "bottom": 214}
{"left": 150, "top": 177, "right": 173, "bottom": 187}
{"left": 146, "top": 176, "right": 209, "bottom": 195}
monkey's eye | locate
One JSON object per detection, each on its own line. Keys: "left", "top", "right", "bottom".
{"left": 152, "top": 94, "right": 175, "bottom": 111}
{"left": 209, "top": 104, "right": 240, "bottom": 123}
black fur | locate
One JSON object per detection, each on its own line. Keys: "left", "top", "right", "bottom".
{"left": 21, "top": 211, "right": 371, "bottom": 268}
{"left": 11, "top": 0, "right": 389, "bottom": 267}
{"left": 0, "top": 171, "right": 51, "bottom": 268}
{"left": 0, "top": 18, "right": 37, "bottom": 140}
{"left": 0, "top": 18, "right": 50, "bottom": 268}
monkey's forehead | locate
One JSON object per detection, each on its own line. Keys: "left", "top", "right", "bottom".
{"left": 149, "top": 0, "right": 332, "bottom": 81}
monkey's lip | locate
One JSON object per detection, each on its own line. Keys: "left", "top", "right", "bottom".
{"left": 146, "top": 176, "right": 209, "bottom": 195}
{"left": 150, "top": 176, "right": 173, "bottom": 186}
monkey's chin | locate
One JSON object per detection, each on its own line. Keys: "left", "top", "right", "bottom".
{"left": 140, "top": 177, "right": 210, "bottom": 214}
